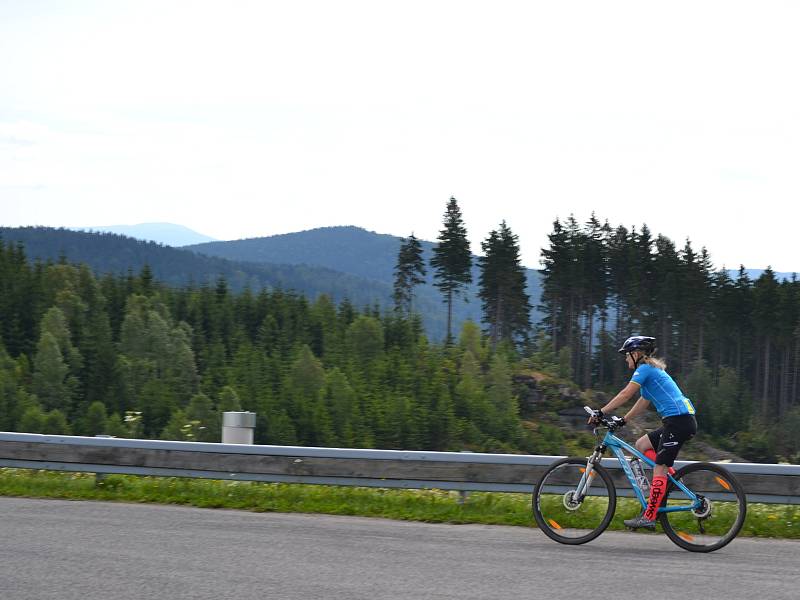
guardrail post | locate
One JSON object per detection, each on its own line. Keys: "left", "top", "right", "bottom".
{"left": 222, "top": 412, "right": 256, "bottom": 445}
{"left": 458, "top": 450, "right": 473, "bottom": 504}
{"left": 94, "top": 435, "right": 114, "bottom": 486}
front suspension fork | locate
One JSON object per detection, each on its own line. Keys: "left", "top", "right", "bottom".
{"left": 575, "top": 450, "right": 603, "bottom": 500}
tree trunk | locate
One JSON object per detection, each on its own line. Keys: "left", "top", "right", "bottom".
{"left": 793, "top": 336, "right": 800, "bottom": 408}
{"left": 598, "top": 314, "right": 607, "bottom": 386}
{"left": 660, "top": 311, "right": 670, "bottom": 363}
{"left": 551, "top": 292, "right": 559, "bottom": 352}
{"left": 491, "top": 293, "right": 503, "bottom": 349}
{"left": 446, "top": 288, "right": 453, "bottom": 345}
{"left": 762, "top": 338, "right": 771, "bottom": 417}
{"left": 585, "top": 304, "right": 594, "bottom": 389}
{"left": 697, "top": 316, "right": 705, "bottom": 363}
{"left": 780, "top": 349, "right": 790, "bottom": 416}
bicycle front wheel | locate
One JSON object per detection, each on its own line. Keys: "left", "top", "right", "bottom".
{"left": 659, "top": 462, "right": 747, "bottom": 553}
{"left": 532, "top": 457, "right": 617, "bottom": 545}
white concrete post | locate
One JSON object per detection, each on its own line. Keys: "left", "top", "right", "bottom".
{"left": 222, "top": 411, "right": 256, "bottom": 444}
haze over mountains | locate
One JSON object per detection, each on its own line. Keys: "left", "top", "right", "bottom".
{"left": 82, "top": 223, "right": 217, "bottom": 247}
{"left": 78, "top": 222, "right": 798, "bottom": 283}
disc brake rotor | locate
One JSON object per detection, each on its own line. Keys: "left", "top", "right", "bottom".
{"left": 563, "top": 491, "right": 581, "bottom": 511}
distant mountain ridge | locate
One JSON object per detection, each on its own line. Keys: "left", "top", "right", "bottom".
{"left": 188, "top": 226, "right": 410, "bottom": 282}
{"left": 186, "top": 225, "right": 545, "bottom": 332}
{"left": 4, "top": 224, "right": 794, "bottom": 341}
{"left": 1, "top": 225, "right": 544, "bottom": 341}
{"left": 80, "top": 222, "right": 216, "bottom": 247}
{"left": 0, "top": 226, "right": 392, "bottom": 314}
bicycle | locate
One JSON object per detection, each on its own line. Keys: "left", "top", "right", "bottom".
{"left": 532, "top": 406, "right": 747, "bottom": 552}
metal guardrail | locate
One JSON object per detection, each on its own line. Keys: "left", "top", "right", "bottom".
{"left": 0, "top": 432, "right": 798, "bottom": 504}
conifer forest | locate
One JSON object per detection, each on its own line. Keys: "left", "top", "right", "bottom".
{"left": 1, "top": 206, "right": 798, "bottom": 463}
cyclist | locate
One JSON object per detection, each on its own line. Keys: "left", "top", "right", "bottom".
{"left": 588, "top": 335, "right": 697, "bottom": 529}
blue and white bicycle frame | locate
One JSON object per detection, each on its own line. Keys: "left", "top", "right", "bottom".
{"left": 575, "top": 427, "right": 702, "bottom": 515}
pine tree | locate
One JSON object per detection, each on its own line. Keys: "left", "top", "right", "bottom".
{"left": 539, "top": 218, "right": 570, "bottom": 351}
{"left": 186, "top": 392, "right": 218, "bottom": 441}
{"left": 486, "top": 353, "right": 520, "bottom": 444}
{"left": 393, "top": 234, "right": 427, "bottom": 314}
{"left": 82, "top": 400, "right": 109, "bottom": 436}
{"left": 579, "top": 214, "right": 607, "bottom": 388}
{"left": 478, "top": 221, "right": 531, "bottom": 348}
{"left": 753, "top": 268, "right": 780, "bottom": 416}
{"left": 324, "top": 367, "right": 358, "bottom": 446}
{"left": 430, "top": 197, "right": 472, "bottom": 344}
{"left": 285, "top": 345, "right": 326, "bottom": 444}
{"left": 42, "top": 409, "right": 71, "bottom": 435}
{"left": 32, "top": 332, "right": 70, "bottom": 411}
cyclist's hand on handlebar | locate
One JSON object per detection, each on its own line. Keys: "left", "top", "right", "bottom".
{"left": 587, "top": 408, "right": 603, "bottom": 425}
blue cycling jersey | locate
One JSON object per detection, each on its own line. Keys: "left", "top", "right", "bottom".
{"left": 630, "top": 363, "right": 696, "bottom": 418}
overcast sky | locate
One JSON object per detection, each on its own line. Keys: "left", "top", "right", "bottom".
{"left": 1, "top": 1, "right": 798, "bottom": 271}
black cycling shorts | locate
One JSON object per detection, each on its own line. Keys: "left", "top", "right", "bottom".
{"left": 647, "top": 414, "right": 697, "bottom": 467}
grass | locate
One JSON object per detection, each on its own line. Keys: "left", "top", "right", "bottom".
{"left": 0, "top": 468, "right": 798, "bottom": 539}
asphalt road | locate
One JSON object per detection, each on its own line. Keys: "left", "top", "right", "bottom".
{"left": 1, "top": 497, "right": 797, "bottom": 600}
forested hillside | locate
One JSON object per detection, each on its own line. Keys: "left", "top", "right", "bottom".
{"left": 2, "top": 213, "right": 799, "bottom": 463}
{"left": 0, "top": 226, "right": 543, "bottom": 341}
{"left": 0, "top": 237, "right": 571, "bottom": 456}
{"left": 0, "top": 227, "right": 394, "bottom": 311}
{"left": 540, "top": 215, "right": 800, "bottom": 461}
{"left": 187, "top": 225, "right": 543, "bottom": 337}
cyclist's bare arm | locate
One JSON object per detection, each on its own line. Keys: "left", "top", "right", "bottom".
{"left": 600, "top": 381, "right": 640, "bottom": 414}
{"left": 623, "top": 396, "right": 650, "bottom": 422}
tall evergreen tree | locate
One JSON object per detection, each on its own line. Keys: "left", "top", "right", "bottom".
{"left": 478, "top": 221, "right": 531, "bottom": 347}
{"left": 392, "top": 234, "right": 427, "bottom": 314}
{"left": 32, "top": 331, "right": 71, "bottom": 411}
{"left": 752, "top": 268, "right": 780, "bottom": 416}
{"left": 539, "top": 218, "right": 570, "bottom": 351}
{"left": 430, "top": 197, "right": 472, "bottom": 344}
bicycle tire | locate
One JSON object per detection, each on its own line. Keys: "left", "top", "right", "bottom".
{"left": 658, "top": 462, "right": 747, "bottom": 553}
{"left": 532, "top": 457, "right": 617, "bottom": 545}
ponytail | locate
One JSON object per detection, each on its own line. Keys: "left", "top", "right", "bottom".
{"left": 643, "top": 356, "right": 667, "bottom": 370}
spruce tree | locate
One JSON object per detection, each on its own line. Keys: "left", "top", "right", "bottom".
{"left": 32, "top": 332, "right": 70, "bottom": 411}
{"left": 430, "top": 196, "right": 472, "bottom": 344}
{"left": 753, "top": 268, "right": 780, "bottom": 416}
{"left": 540, "top": 218, "right": 570, "bottom": 351}
{"left": 478, "top": 221, "right": 531, "bottom": 347}
{"left": 392, "top": 234, "right": 427, "bottom": 314}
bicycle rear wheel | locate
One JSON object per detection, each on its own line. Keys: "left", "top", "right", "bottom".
{"left": 532, "top": 457, "right": 616, "bottom": 545}
{"left": 658, "top": 462, "right": 747, "bottom": 553}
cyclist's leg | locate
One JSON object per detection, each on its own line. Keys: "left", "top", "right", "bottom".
{"left": 639, "top": 416, "right": 696, "bottom": 524}
{"left": 652, "top": 415, "right": 697, "bottom": 469}
{"left": 635, "top": 431, "right": 658, "bottom": 459}
{"left": 625, "top": 430, "right": 661, "bottom": 528}
{"left": 634, "top": 433, "right": 654, "bottom": 453}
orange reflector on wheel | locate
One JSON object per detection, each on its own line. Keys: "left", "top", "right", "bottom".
{"left": 715, "top": 477, "right": 731, "bottom": 491}
{"left": 580, "top": 468, "right": 585, "bottom": 473}
{"left": 677, "top": 531, "right": 695, "bottom": 542}
{"left": 548, "top": 519, "right": 563, "bottom": 530}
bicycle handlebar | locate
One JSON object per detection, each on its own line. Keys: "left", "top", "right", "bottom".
{"left": 583, "top": 405, "right": 625, "bottom": 431}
